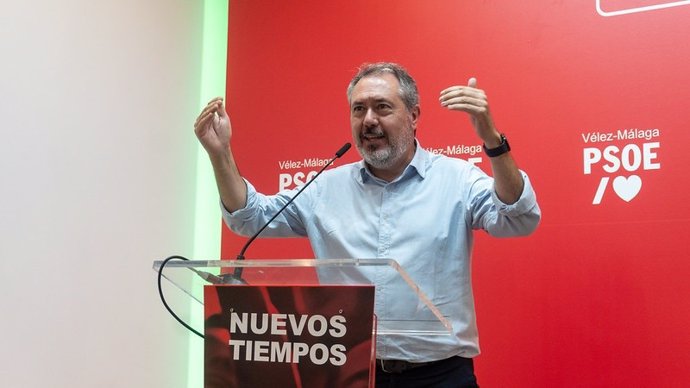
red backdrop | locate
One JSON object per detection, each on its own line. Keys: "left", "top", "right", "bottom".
{"left": 220, "top": 1, "right": 690, "bottom": 386}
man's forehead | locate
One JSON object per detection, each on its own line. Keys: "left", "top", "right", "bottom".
{"left": 350, "top": 74, "right": 401, "bottom": 103}
{"left": 355, "top": 73, "right": 399, "bottom": 88}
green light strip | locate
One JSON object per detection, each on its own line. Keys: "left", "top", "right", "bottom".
{"left": 190, "top": 0, "right": 228, "bottom": 386}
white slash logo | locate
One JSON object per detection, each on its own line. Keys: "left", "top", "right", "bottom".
{"left": 592, "top": 175, "right": 643, "bottom": 204}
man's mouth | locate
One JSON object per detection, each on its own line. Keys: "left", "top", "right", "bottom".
{"left": 361, "top": 131, "right": 385, "bottom": 141}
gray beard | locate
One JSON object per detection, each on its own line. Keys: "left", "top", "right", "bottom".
{"left": 357, "top": 130, "right": 414, "bottom": 170}
{"left": 361, "top": 145, "right": 396, "bottom": 169}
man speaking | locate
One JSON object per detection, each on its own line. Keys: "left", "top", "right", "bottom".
{"left": 194, "top": 62, "right": 541, "bottom": 387}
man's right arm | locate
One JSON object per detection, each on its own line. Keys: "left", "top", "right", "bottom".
{"left": 194, "top": 97, "right": 247, "bottom": 212}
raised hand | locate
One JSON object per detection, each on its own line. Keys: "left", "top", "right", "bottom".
{"left": 194, "top": 97, "right": 232, "bottom": 157}
{"left": 439, "top": 78, "right": 502, "bottom": 147}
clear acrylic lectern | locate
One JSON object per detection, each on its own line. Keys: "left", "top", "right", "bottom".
{"left": 153, "top": 258, "right": 453, "bottom": 337}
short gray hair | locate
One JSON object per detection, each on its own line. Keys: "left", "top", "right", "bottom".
{"left": 347, "top": 62, "right": 419, "bottom": 111}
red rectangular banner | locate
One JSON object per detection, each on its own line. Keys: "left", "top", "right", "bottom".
{"left": 204, "top": 285, "right": 375, "bottom": 388}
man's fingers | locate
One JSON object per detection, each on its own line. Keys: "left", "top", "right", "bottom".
{"left": 439, "top": 86, "right": 459, "bottom": 96}
{"left": 440, "top": 87, "right": 485, "bottom": 108}
{"left": 444, "top": 95, "right": 486, "bottom": 109}
{"left": 444, "top": 102, "right": 487, "bottom": 116}
{"left": 195, "top": 99, "right": 223, "bottom": 126}
{"left": 217, "top": 101, "right": 229, "bottom": 120}
{"left": 194, "top": 110, "right": 212, "bottom": 128}
{"left": 440, "top": 78, "right": 479, "bottom": 96}
{"left": 439, "top": 86, "right": 462, "bottom": 104}
{"left": 194, "top": 109, "right": 219, "bottom": 133}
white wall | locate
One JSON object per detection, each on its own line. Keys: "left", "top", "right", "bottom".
{"left": 0, "top": 1, "right": 205, "bottom": 386}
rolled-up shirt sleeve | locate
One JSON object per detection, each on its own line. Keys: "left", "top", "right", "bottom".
{"left": 471, "top": 170, "right": 541, "bottom": 237}
{"left": 221, "top": 179, "right": 307, "bottom": 238}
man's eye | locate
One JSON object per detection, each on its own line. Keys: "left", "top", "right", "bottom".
{"left": 377, "top": 104, "right": 391, "bottom": 110}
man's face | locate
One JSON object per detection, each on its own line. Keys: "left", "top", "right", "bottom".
{"left": 349, "top": 73, "right": 419, "bottom": 175}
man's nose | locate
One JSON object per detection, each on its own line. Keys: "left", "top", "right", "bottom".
{"left": 363, "top": 108, "right": 378, "bottom": 126}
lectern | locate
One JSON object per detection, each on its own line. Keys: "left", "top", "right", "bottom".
{"left": 153, "top": 258, "right": 452, "bottom": 388}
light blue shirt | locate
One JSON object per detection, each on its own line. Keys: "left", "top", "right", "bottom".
{"left": 223, "top": 141, "right": 541, "bottom": 361}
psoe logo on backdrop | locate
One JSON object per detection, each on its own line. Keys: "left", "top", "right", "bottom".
{"left": 582, "top": 128, "right": 661, "bottom": 205}
{"left": 596, "top": 0, "right": 690, "bottom": 17}
{"left": 277, "top": 156, "right": 332, "bottom": 191}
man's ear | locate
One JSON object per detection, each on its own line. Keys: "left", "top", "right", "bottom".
{"left": 410, "top": 105, "right": 420, "bottom": 124}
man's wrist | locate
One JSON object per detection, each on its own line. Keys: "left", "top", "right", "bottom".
{"left": 483, "top": 133, "right": 511, "bottom": 157}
